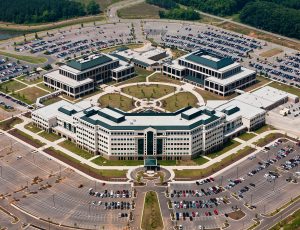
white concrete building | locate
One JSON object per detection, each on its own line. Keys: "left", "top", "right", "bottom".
{"left": 32, "top": 98, "right": 266, "bottom": 160}
{"left": 163, "top": 50, "right": 256, "bottom": 96}
{"left": 43, "top": 54, "right": 135, "bottom": 98}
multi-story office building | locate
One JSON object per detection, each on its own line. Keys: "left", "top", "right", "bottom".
{"left": 43, "top": 54, "right": 135, "bottom": 98}
{"left": 32, "top": 98, "right": 265, "bottom": 160}
{"left": 163, "top": 50, "right": 256, "bottom": 96}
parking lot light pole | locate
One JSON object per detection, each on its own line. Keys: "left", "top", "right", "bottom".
{"left": 94, "top": 180, "right": 96, "bottom": 191}
{"left": 52, "top": 194, "right": 55, "bottom": 207}
{"left": 219, "top": 176, "right": 223, "bottom": 186}
{"left": 0, "top": 165, "right": 2, "bottom": 177}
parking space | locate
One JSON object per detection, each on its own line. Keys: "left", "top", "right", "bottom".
{"left": 0, "top": 134, "right": 133, "bottom": 229}
{"left": 0, "top": 56, "right": 30, "bottom": 82}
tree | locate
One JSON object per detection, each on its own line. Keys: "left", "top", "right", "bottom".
{"left": 86, "top": 0, "right": 100, "bottom": 15}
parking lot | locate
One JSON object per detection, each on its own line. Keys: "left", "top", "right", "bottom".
{"left": 0, "top": 134, "right": 133, "bottom": 229}
{"left": 169, "top": 138, "right": 300, "bottom": 230}
{"left": 0, "top": 56, "right": 30, "bottom": 82}
{"left": 143, "top": 21, "right": 300, "bottom": 87}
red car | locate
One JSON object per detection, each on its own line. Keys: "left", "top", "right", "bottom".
{"left": 209, "top": 177, "right": 215, "bottom": 181}
{"left": 214, "top": 209, "right": 219, "bottom": 215}
{"left": 205, "top": 212, "right": 209, "bottom": 216}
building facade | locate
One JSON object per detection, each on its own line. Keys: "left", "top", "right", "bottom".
{"left": 43, "top": 54, "right": 135, "bottom": 98}
{"left": 32, "top": 99, "right": 266, "bottom": 160}
{"left": 163, "top": 50, "right": 256, "bottom": 96}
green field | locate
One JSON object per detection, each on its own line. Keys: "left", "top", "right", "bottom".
{"left": 206, "top": 140, "right": 240, "bottom": 159}
{"left": 39, "top": 131, "right": 61, "bottom": 142}
{"left": 0, "top": 51, "right": 47, "bottom": 64}
{"left": 161, "top": 92, "right": 198, "bottom": 112}
{"left": 13, "top": 86, "right": 48, "bottom": 104}
{"left": 118, "top": 2, "right": 164, "bottom": 19}
{"left": 92, "top": 156, "right": 143, "bottom": 166}
{"left": 122, "top": 84, "right": 176, "bottom": 100}
{"left": 0, "top": 80, "right": 27, "bottom": 93}
{"left": 59, "top": 140, "right": 93, "bottom": 159}
{"left": 270, "top": 209, "right": 300, "bottom": 230}
{"left": 36, "top": 83, "right": 56, "bottom": 92}
{"left": 141, "top": 191, "right": 164, "bottom": 230}
{"left": 17, "top": 76, "right": 43, "bottom": 85}
{"left": 135, "top": 66, "right": 153, "bottom": 78}
{"left": 41, "top": 97, "right": 62, "bottom": 106}
{"left": 24, "top": 122, "right": 42, "bottom": 133}
{"left": 98, "top": 93, "right": 135, "bottom": 111}
{"left": 254, "top": 124, "right": 275, "bottom": 134}
{"left": 148, "top": 73, "right": 183, "bottom": 85}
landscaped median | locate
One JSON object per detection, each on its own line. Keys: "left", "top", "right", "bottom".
{"left": 269, "top": 209, "right": 300, "bottom": 230}
{"left": 141, "top": 191, "right": 164, "bottom": 230}
{"left": 206, "top": 140, "right": 240, "bottom": 159}
{"left": 253, "top": 133, "right": 285, "bottom": 147}
{"left": 0, "top": 50, "right": 47, "bottom": 64}
{"left": 44, "top": 147, "right": 127, "bottom": 181}
{"left": 8, "top": 129, "right": 45, "bottom": 148}
{"left": 24, "top": 122, "right": 42, "bottom": 133}
{"left": 174, "top": 146, "right": 255, "bottom": 180}
{"left": 161, "top": 92, "right": 199, "bottom": 112}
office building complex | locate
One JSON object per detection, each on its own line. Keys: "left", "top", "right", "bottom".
{"left": 43, "top": 54, "right": 135, "bottom": 98}
{"left": 163, "top": 50, "right": 256, "bottom": 96}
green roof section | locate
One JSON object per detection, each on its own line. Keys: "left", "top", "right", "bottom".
{"left": 67, "top": 55, "right": 113, "bottom": 71}
{"left": 185, "top": 50, "right": 234, "bottom": 70}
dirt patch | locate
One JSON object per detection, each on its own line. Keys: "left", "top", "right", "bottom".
{"left": 8, "top": 128, "right": 45, "bottom": 148}
{"left": 228, "top": 210, "right": 246, "bottom": 220}
{"left": 260, "top": 48, "right": 283, "bottom": 58}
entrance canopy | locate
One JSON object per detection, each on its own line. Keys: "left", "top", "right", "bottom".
{"left": 144, "top": 157, "right": 157, "bottom": 167}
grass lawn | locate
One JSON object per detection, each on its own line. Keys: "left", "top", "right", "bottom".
{"left": 161, "top": 92, "right": 198, "bottom": 112}
{"left": 0, "top": 50, "right": 47, "bottom": 64}
{"left": 118, "top": 2, "right": 165, "bottom": 19}
{"left": 141, "top": 191, "right": 164, "bottom": 230}
{"left": 80, "top": 0, "right": 123, "bottom": 10}
{"left": 198, "top": 14, "right": 223, "bottom": 24}
{"left": 254, "top": 124, "right": 275, "bottom": 134}
{"left": 0, "top": 117, "right": 23, "bottom": 131}
{"left": 135, "top": 66, "right": 154, "bottom": 77}
{"left": 218, "top": 22, "right": 300, "bottom": 51}
{"left": 92, "top": 156, "right": 143, "bottom": 166}
{"left": 206, "top": 140, "right": 240, "bottom": 159}
{"left": 122, "top": 84, "right": 176, "bottom": 100}
{"left": 193, "top": 156, "right": 210, "bottom": 165}
{"left": 98, "top": 93, "right": 135, "bottom": 111}
{"left": 59, "top": 140, "right": 93, "bottom": 159}
{"left": 39, "top": 131, "right": 61, "bottom": 142}
{"left": 115, "top": 75, "right": 147, "bottom": 86}
{"left": 148, "top": 73, "right": 183, "bottom": 85}
{"left": 260, "top": 48, "right": 283, "bottom": 58}
{"left": 41, "top": 97, "right": 62, "bottom": 106}
{"left": 11, "top": 129, "right": 45, "bottom": 147}
{"left": 270, "top": 209, "right": 300, "bottom": 230}
{"left": 24, "top": 122, "right": 42, "bottom": 133}
{"left": 269, "top": 82, "right": 300, "bottom": 98}
{"left": 36, "top": 83, "right": 56, "bottom": 92}
{"left": 158, "top": 160, "right": 177, "bottom": 166}
{"left": 174, "top": 146, "right": 255, "bottom": 179}
{"left": 253, "top": 133, "right": 284, "bottom": 147}
{"left": 171, "top": 48, "right": 188, "bottom": 59}
{"left": 0, "top": 80, "right": 27, "bottom": 93}
{"left": 194, "top": 88, "right": 236, "bottom": 102}
{"left": 238, "top": 132, "right": 256, "bottom": 141}
{"left": 94, "top": 169, "right": 127, "bottom": 178}
{"left": 244, "top": 75, "right": 271, "bottom": 92}
{"left": 13, "top": 86, "right": 48, "bottom": 104}
{"left": 17, "top": 76, "right": 43, "bottom": 85}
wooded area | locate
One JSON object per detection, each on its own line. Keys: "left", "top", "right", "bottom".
{"left": 0, "top": 0, "right": 100, "bottom": 24}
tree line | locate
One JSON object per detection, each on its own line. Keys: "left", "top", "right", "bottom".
{"left": 0, "top": 0, "right": 100, "bottom": 24}
{"left": 146, "top": 0, "right": 200, "bottom": 21}
{"left": 171, "top": 0, "right": 300, "bottom": 39}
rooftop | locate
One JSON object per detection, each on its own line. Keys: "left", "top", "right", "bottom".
{"left": 67, "top": 54, "right": 113, "bottom": 71}
{"left": 45, "top": 70, "right": 93, "bottom": 87}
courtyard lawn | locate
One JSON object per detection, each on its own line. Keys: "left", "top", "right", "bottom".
{"left": 206, "top": 140, "right": 240, "bottom": 159}
{"left": 161, "top": 92, "right": 198, "bottom": 112}
{"left": 243, "top": 75, "right": 271, "bottom": 92}
{"left": 92, "top": 156, "right": 143, "bottom": 166}
{"left": 0, "top": 117, "right": 23, "bottom": 131}
{"left": 141, "top": 191, "right": 164, "bottom": 230}
{"left": 194, "top": 88, "right": 236, "bottom": 102}
{"left": 41, "top": 97, "right": 62, "bottom": 106}
{"left": 17, "top": 76, "right": 43, "bottom": 85}
{"left": 122, "top": 84, "right": 176, "bottom": 100}
{"left": 36, "top": 83, "right": 56, "bottom": 92}
{"left": 268, "top": 82, "right": 300, "bottom": 98}
{"left": 0, "top": 80, "right": 27, "bottom": 93}
{"left": 13, "top": 86, "right": 48, "bottom": 104}
{"left": 24, "top": 122, "right": 42, "bottom": 133}
{"left": 238, "top": 132, "right": 256, "bottom": 141}
{"left": 135, "top": 66, "right": 154, "bottom": 77}
{"left": 98, "top": 93, "right": 135, "bottom": 111}
{"left": 115, "top": 75, "right": 147, "bottom": 86}
{"left": 148, "top": 73, "right": 183, "bottom": 85}
{"left": 39, "top": 131, "right": 61, "bottom": 142}
{"left": 59, "top": 140, "right": 93, "bottom": 159}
